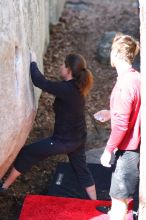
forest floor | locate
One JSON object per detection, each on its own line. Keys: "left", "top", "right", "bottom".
{"left": 0, "top": 0, "right": 139, "bottom": 219}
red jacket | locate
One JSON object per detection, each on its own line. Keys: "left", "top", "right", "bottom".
{"left": 106, "top": 68, "right": 141, "bottom": 153}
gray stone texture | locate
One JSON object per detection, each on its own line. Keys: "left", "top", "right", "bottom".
{"left": 0, "top": 0, "right": 65, "bottom": 178}
{"left": 96, "top": 31, "right": 116, "bottom": 65}
{"left": 86, "top": 147, "right": 115, "bottom": 164}
{"left": 49, "top": 0, "right": 65, "bottom": 24}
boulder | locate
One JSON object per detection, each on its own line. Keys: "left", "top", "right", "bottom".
{"left": 49, "top": 0, "right": 66, "bottom": 24}
{"left": 96, "top": 31, "right": 116, "bottom": 65}
{"left": 0, "top": 0, "right": 65, "bottom": 178}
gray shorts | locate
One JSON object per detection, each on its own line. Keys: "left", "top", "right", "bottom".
{"left": 110, "top": 150, "right": 140, "bottom": 199}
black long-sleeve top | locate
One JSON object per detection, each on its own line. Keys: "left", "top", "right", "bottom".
{"left": 30, "top": 62, "right": 87, "bottom": 141}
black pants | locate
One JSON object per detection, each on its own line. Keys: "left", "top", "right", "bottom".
{"left": 14, "top": 136, "right": 94, "bottom": 188}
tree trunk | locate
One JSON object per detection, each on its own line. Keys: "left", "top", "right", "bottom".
{"left": 139, "top": 1, "right": 146, "bottom": 219}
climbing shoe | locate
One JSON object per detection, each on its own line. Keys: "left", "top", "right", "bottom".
{"left": 96, "top": 205, "right": 111, "bottom": 214}
{"left": 133, "top": 211, "right": 138, "bottom": 220}
{"left": 0, "top": 181, "right": 7, "bottom": 196}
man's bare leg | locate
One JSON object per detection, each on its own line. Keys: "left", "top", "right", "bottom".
{"left": 109, "top": 197, "right": 128, "bottom": 220}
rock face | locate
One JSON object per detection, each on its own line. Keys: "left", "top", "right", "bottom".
{"left": 96, "top": 31, "right": 116, "bottom": 65}
{"left": 0, "top": 0, "right": 65, "bottom": 178}
{"left": 49, "top": 0, "right": 66, "bottom": 24}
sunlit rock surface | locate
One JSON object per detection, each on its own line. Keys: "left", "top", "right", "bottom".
{"left": 0, "top": 0, "right": 65, "bottom": 178}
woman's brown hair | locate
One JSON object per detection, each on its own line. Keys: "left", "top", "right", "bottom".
{"left": 111, "top": 33, "right": 140, "bottom": 64}
{"left": 65, "top": 54, "right": 93, "bottom": 96}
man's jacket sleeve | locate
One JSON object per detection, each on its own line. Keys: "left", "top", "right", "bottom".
{"left": 106, "top": 84, "right": 135, "bottom": 153}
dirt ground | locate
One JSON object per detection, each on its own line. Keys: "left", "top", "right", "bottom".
{"left": 0, "top": 0, "right": 139, "bottom": 219}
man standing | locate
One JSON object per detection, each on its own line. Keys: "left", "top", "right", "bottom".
{"left": 94, "top": 34, "right": 140, "bottom": 220}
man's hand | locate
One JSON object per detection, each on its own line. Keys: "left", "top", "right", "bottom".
{"left": 30, "top": 51, "right": 37, "bottom": 63}
{"left": 100, "top": 149, "right": 112, "bottom": 167}
{"left": 94, "top": 110, "right": 110, "bottom": 122}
